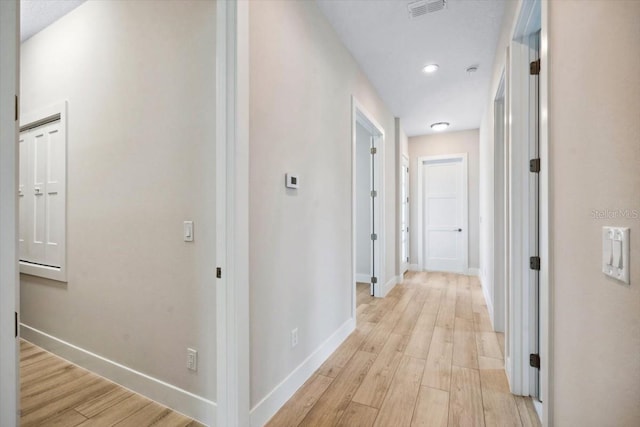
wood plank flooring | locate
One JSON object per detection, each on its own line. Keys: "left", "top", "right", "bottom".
{"left": 267, "top": 272, "right": 541, "bottom": 427}
{"left": 20, "top": 340, "right": 204, "bottom": 427}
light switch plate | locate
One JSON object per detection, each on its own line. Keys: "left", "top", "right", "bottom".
{"left": 285, "top": 173, "right": 299, "bottom": 189}
{"left": 184, "top": 221, "right": 194, "bottom": 242}
{"left": 602, "top": 226, "right": 630, "bottom": 284}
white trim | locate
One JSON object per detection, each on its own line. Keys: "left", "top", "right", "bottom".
{"left": 216, "top": 1, "right": 251, "bottom": 426}
{"left": 355, "top": 273, "right": 371, "bottom": 284}
{"left": 467, "top": 268, "right": 480, "bottom": 277}
{"left": 381, "top": 275, "right": 399, "bottom": 298}
{"left": 351, "top": 96, "right": 386, "bottom": 304}
{"left": 479, "top": 273, "right": 496, "bottom": 330}
{"left": 538, "top": 0, "right": 550, "bottom": 424}
{"left": 399, "top": 153, "right": 410, "bottom": 274}
{"left": 20, "top": 324, "right": 216, "bottom": 425}
{"left": 417, "top": 153, "right": 469, "bottom": 274}
{"left": 249, "top": 318, "right": 355, "bottom": 427}
{"left": 0, "top": 0, "right": 19, "bottom": 425}
{"left": 19, "top": 100, "right": 68, "bottom": 282}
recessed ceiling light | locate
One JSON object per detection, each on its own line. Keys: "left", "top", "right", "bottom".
{"left": 422, "top": 64, "right": 439, "bottom": 74}
{"left": 430, "top": 122, "right": 450, "bottom": 131}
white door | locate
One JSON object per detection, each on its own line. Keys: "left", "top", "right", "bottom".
{"left": 420, "top": 155, "right": 467, "bottom": 273}
{"left": 400, "top": 157, "right": 409, "bottom": 272}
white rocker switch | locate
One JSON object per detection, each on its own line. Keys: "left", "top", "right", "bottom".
{"left": 602, "top": 226, "right": 629, "bottom": 284}
{"left": 184, "top": 221, "right": 194, "bottom": 242}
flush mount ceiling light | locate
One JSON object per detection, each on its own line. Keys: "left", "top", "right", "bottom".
{"left": 430, "top": 122, "right": 450, "bottom": 131}
{"left": 422, "top": 64, "right": 439, "bottom": 74}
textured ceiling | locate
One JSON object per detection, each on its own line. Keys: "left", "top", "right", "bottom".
{"left": 316, "top": 0, "right": 506, "bottom": 136}
{"left": 21, "top": 0, "right": 87, "bottom": 42}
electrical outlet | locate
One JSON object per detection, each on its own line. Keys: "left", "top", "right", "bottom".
{"left": 187, "top": 348, "right": 197, "bottom": 371}
{"left": 291, "top": 328, "right": 298, "bottom": 348}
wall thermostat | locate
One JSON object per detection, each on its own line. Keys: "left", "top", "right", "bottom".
{"left": 285, "top": 173, "right": 299, "bottom": 189}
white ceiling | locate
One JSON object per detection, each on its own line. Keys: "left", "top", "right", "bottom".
{"left": 21, "top": 0, "right": 87, "bottom": 42}
{"left": 316, "top": 0, "right": 506, "bottom": 136}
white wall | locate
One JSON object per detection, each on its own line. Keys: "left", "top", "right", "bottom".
{"left": 548, "top": 1, "right": 640, "bottom": 424}
{"left": 19, "top": 0, "right": 216, "bottom": 401}
{"left": 356, "top": 122, "right": 371, "bottom": 279}
{"left": 478, "top": 0, "right": 519, "bottom": 328}
{"left": 408, "top": 130, "right": 480, "bottom": 270}
{"left": 249, "top": 0, "right": 397, "bottom": 413}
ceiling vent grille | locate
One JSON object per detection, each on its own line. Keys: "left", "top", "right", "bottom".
{"left": 408, "top": 0, "right": 447, "bottom": 19}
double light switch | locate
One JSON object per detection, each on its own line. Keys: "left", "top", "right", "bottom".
{"left": 602, "top": 227, "right": 630, "bottom": 284}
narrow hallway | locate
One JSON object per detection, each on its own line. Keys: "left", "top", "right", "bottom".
{"left": 268, "top": 272, "right": 540, "bottom": 426}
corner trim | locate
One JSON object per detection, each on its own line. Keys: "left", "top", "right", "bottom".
{"left": 249, "top": 317, "right": 356, "bottom": 427}
{"left": 381, "top": 275, "right": 400, "bottom": 298}
{"left": 20, "top": 324, "right": 215, "bottom": 425}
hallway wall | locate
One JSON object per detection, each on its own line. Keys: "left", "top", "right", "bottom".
{"left": 249, "top": 0, "right": 397, "bottom": 417}
{"left": 408, "top": 129, "right": 480, "bottom": 271}
{"left": 548, "top": 0, "right": 640, "bottom": 424}
{"left": 19, "top": 0, "right": 217, "bottom": 405}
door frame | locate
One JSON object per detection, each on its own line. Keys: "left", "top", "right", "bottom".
{"left": 505, "top": 0, "right": 549, "bottom": 423}
{"left": 400, "top": 155, "right": 410, "bottom": 274}
{"left": 216, "top": 0, "right": 250, "bottom": 425}
{"left": 493, "top": 72, "right": 507, "bottom": 334}
{"left": 0, "top": 0, "right": 19, "bottom": 424}
{"left": 417, "top": 153, "right": 469, "bottom": 274}
{"left": 351, "top": 96, "right": 385, "bottom": 315}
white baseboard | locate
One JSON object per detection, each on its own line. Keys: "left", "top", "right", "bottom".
{"left": 379, "top": 275, "right": 399, "bottom": 298}
{"left": 249, "top": 317, "right": 356, "bottom": 427}
{"left": 467, "top": 268, "right": 480, "bottom": 277}
{"left": 478, "top": 276, "right": 495, "bottom": 330}
{"left": 408, "top": 264, "right": 420, "bottom": 271}
{"left": 355, "top": 273, "right": 370, "bottom": 283}
{"left": 20, "top": 324, "right": 215, "bottom": 426}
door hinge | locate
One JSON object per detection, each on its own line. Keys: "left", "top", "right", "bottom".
{"left": 529, "top": 353, "right": 540, "bottom": 369}
{"left": 530, "top": 59, "right": 541, "bottom": 75}
{"left": 370, "top": 233, "right": 378, "bottom": 241}
{"left": 15, "top": 312, "right": 18, "bottom": 338}
{"left": 529, "top": 158, "right": 541, "bottom": 173}
{"left": 371, "top": 276, "right": 378, "bottom": 284}
{"left": 216, "top": 267, "right": 222, "bottom": 279}
{"left": 370, "top": 190, "right": 377, "bottom": 198}
{"left": 406, "top": 197, "right": 409, "bottom": 203}
{"left": 530, "top": 256, "right": 541, "bottom": 271}
{"left": 15, "top": 95, "right": 18, "bottom": 122}
{"left": 406, "top": 257, "right": 409, "bottom": 262}
{"left": 406, "top": 226, "right": 409, "bottom": 233}
{"left": 370, "top": 147, "right": 377, "bottom": 155}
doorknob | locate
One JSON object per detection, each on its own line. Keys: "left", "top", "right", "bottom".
{"left": 454, "top": 228, "right": 462, "bottom": 232}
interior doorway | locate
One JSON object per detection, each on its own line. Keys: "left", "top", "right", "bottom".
{"left": 352, "top": 98, "right": 385, "bottom": 307}
{"left": 417, "top": 154, "right": 469, "bottom": 274}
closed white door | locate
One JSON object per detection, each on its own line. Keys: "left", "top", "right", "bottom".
{"left": 421, "top": 156, "right": 467, "bottom": 273}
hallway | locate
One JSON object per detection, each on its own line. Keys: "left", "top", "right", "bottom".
{"left": 267, "top": 272, "right": 540, "bottom": 426}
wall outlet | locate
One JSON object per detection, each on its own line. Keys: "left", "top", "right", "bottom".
{"left": 187, "top": 348, "right": 197, "bottom": 371}
{"left": 291, "top": 328, "right": 299, "bottom": 348}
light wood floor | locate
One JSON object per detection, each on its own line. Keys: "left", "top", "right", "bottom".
{"left": 267, "top": 272, "right": 541, "bottom": 427}
{"left": 20, "top": 340, "right": 205, "bottom": 427}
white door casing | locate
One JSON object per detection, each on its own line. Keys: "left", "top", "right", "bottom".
{"left": 400, "top": 156, "right": 409, "bottom": 273}
{"left": 417, "top": 154, "right": 468, "bottom": 274}
{"left": 0, "top": 0, "right": 19, "bottom": 425}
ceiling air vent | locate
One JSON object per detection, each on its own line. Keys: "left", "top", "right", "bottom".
{"left": 407, "top": 0, "right": 447, "bottom": 19}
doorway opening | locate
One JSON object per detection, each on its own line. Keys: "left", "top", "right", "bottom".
{"left": 417, "top": 154, "right": 469, "bottom": 274}
{"left": 400, "top": 155, "right": 410, "bottom": 274}
{"left": 352, "top": 98, "right": 385, "bottom": 311}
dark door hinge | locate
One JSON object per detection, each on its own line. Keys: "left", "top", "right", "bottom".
{"left": 15, "top": 312, "right": 18, "bottom": 338}
{"left": 370, "top": 147, "right": 377, "bottom": 155}
{"left": 15, "top": 95, "right": 18, "bottom": 122}
{"left": 530, "top": 353, "right": 540, "bottom": 369}
{"left": 370, "top": 233, "right": 378, "bottom": 241}
{"left": 530, "top": 59, "right": 541, "bottom": 75}
{"left": 529, "top": 158, "right": 541, "bottom": 173}
{"left": 530, "top": 256, "right": 541, "bottom": 271}
{"left": 216, "top": 267, "right": 222, "bottom": 279}
{"left": 371, "top": 276, "right": 378, "bottom": 284}
{"left": 370, "top": 190, "right": 377, "bottom": 198}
